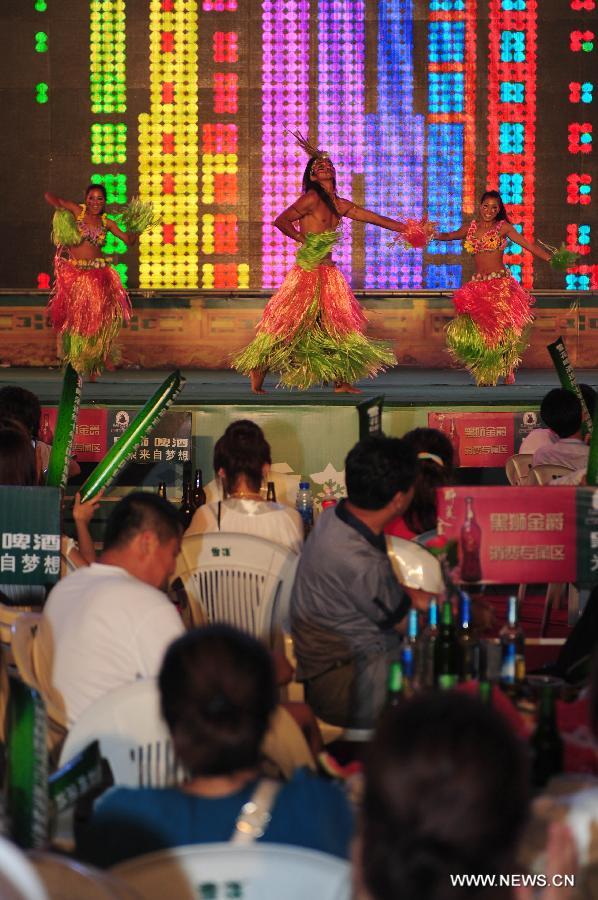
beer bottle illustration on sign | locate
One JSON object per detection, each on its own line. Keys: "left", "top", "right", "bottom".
{"left": 459, "top": 496, "right": 482, "bottom": 585}
{"left": 448, "top": 417, "right": 460, "bottom": 464}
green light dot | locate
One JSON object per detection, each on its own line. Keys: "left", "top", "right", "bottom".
{"left": 582, "top": 41, "right": 594, "bottom": 52}
{"left": 34, "top": 0, "right": 47, "bottom": 10}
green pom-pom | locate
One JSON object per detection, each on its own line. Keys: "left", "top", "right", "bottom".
{"left": 118, "top": 198, "right": 161, "bottom": 234}
{"left": 550, "top": 244, "right": 579, "bottom": 272}
{"left": 52, "top": 209, "right": 82, "bottom": 248}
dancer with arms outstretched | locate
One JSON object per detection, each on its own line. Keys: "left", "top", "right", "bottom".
{"left": 234, "top": 134, "right": 416, "bottom": 394}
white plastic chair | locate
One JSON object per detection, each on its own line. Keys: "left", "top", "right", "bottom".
{"left": 112, "top": 842, "right": 351, "bottom": 900}
{"left": 0, "top": 836, "right": 48, "bottom": 900}
{"left": 58, "top": 678, "right": 180, "bottom": 788}
{"left": 505, "top": 453, "right": 534, "bottom": 485}
{"left": 173, "top": 533, "right": 299, "bottom": 645}
{"left": 529, "top": 464, "right": 576, "bottom": 485}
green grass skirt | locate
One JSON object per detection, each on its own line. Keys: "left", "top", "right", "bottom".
{"left": 446, "top": 314, "right": 530, "bottom": 386}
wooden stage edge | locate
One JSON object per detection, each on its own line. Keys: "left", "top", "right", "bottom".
{"left": 1, "top": 289, "right": 597, "bottom": 372}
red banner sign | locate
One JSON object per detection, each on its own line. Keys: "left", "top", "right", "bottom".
{"left": 437, "top": 486, "right": 577, "bottom": 584}
{"left": 428, "top": 412, "right": 516, "bottom": 467}
{"left": 40, "top": 407, "right": 108, "bottom": 463}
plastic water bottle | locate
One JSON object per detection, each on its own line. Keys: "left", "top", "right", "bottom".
{"left": 295, "top": 480, "right": 314, "bottom": 536}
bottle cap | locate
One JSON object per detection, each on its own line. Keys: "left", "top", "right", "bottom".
{"left": 299, "top": 481, "right": 310, "bottom": 489}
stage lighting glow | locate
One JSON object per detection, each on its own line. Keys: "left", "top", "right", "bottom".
{"left": 213, "top": 32, "right": 238, "bottom": 62}
{"left": 567, "top": 223, "right": 591, "bottom": 254}
{"left": 90, "top": 173, "right": 127, "bottom": 205}
{"left": 568, "top": 122, "right": 593, "bottom": 153}
{"left": 34, "top": 32, "right": 48, "bottom": 52}
{"left": 90, "top": 123, "right": 127, "bottom": 165}
{"left": 35, "top": 83, "right": 48, "bottom": 104}
{"left": 569, "top": 81, "right": 594, "bottom": 102}
{"left": 567, "top": 173, "right": 593, "bottom": 204}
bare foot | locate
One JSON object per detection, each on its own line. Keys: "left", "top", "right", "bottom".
{"left": 505, "top": 370, "right": 515, "bottom": 384}
{"left": 250, "top": 370, "right": 266, "bottom": 394}
{"left": 334, "top": 382, "right": 362, "bottom": 394}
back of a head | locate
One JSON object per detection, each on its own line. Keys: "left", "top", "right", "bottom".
{"left": 159, "top": 624, "right": 277, "bottom": 776}
{"left": 345, "top": 436, "right": 417, "bottom": 510}
{"left": 102, "top": 491, "right": 182, "bottom": 552}
{"left": 540, "top": 388, "right": 582, "bottom": 438}
{"left": 401, "top": 428, "right": 456, "bottom": 534}
{"left": 361, "top": 692, "right": 529, "bottom": 900}
{"left": 0, "top": 386, "right": 42, "bottom": 440}
{"left": 213, "top": 419, "right": 271, "bottom": 493}
{"left": 0, "top": 426, "right": 37, "bottom": 486}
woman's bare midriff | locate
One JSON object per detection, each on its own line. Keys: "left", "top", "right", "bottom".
{"left": 473, "top": 247, "right": 505, "bottom": 276}
{"left": 69, "top": 242, "right": 103, "bottom": 261}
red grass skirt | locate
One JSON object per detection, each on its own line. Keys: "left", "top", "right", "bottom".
{"left": 232, "top": 263, "right": 396, "bottom": 389}
{"left": 47, "top": 254, "right": 131, "bottom": 376}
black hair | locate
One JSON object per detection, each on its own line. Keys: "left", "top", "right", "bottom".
{"left": 480, "top": 190, "right": 509, "bottom": 223}
{"left": 0, "top": 426, "right": 37, "bottom": 486}
{"left": 345, "top": 436, "right": 417, "bottom": 510}
{"left": 302, "top": 156, "right": 341, "bottom": 219}
{"left": 361, "top": 692, "right": 529, "bottom": 900}
{"left": 213, "top": 419, "right": 271, "bottom": 495}
{"left": 0, "top": 385, "right": 42, "bottom": 439}
{"left": 102, "top": 491, "right": 182, "bottom": 552}
{"left": 401, "top": 428, "right": 456, "bottom": 535}
{"left": 539, "top": 388, "right": 582, "bottom": 438}
{"left": 85, "top": 182, "right": 107, "bottom": 202}
{"left": 159, "top": 625, "right": 277, "bottom": 776}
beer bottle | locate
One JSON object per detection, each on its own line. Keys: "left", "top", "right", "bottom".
{"left": 386, "top": 661, "right": 403, "bottom": 708}
{"left": 479, "top": 679, "right": 493, "bottom": 706}
{"left": 434, "top": 600, "right": 460, "bottom": 690}
{"left": 39, "top": 411, "right": 53, "bottom": 445}
{"left": 192, "top": 468, "right": 207, "bottom": 509}
{"left": 266, "top": 481, "right": 277, "bottom": 502}
{"left": 179, "top": 480, "right": 194, "bottom": 528}
{"left": 157, "top": 482, "right": 167, "bottom": 500}
{"left": 530, "top": 684, "right": 563, "bottom": 788}
{"left": 401, "top": 609, "right": 419, "bottom": 695}
{"left": 499, "top": 595, "right": 526, "bottom": 694}
{"left": 459, "top": 592, "right": 480, "bottom": 681}
{"left": 460, "top": 496, "right": 482, "bottom": 585}
{"left": 418, "top": 598, "right": 439, "bottom": 689}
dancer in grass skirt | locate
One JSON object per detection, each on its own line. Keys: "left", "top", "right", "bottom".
{"left": 45, "top": 184, "right": 156, "bottom": 378}
{"left": 434, "top": 191, "right": 552, "bottom": 386}
{"left": 233, "top": 133, "right": 421, "bottom": 394}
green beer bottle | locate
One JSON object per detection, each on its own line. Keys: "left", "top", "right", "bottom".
{"left": 434, "top": 600, "right": 460, "bottom": 690}
{"left": 530, "top": 684, "right": 563, "bottom": 789}
{"left": 386, "top": 661, "right": 403, "bottom": 708}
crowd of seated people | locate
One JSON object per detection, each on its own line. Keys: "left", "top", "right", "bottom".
{"left": 2, "top": 396, "right": 598, "bottom": 896}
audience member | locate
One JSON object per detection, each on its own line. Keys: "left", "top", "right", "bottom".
{"left": 532, "top": 389, "right": 589, "bottom": 471}
{"left": 291, "top": 436, "right": 423, "bottom": 729}
{"left": 77, "top": 625, "right": 353, "bottom": 867}
{"left": 187, "top": 419, "right": 303, "bottom": 554}
{"left": 385, "top": 427, "right": 455, "bottom": 539}
{"left": 44, "top": 491, "right": 184, "bottom": 726}
{"left": 521, "top": 384, "right": 596, "bottom": 458}
{"left": 356, "top": 692, "right": 547, "bottom": 900}
{"left": 0, "top": 384, "right": 80, "bottom": 480}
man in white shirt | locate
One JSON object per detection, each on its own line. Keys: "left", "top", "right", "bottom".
{"left": 532, "top": 388, "right": 589, "bottom": 472}
{"left": 44, "top": 492, "right": 184, "bottom": 726}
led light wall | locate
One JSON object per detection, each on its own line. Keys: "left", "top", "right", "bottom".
{"left": 138, "top": 0, "right": 199, "bottom": 289}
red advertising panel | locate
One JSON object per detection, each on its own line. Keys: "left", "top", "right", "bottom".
{"left": 40, "top": 407, "right": 108, "bottom": 463}
{"left": 428, "top": 412, "right": 516, "bottom": 467}
{"left": 437, "top": 486, "right": 577, "bottom": 584}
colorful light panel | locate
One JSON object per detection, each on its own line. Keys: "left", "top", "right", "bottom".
{"left": 90, "top": 0, "right": 126, "bottom": 114}
{"left": 138, "top": 0, "right": 199, "bottom": 289}
{"left": 261, "top": 0, "right": 310, "bottom": 288}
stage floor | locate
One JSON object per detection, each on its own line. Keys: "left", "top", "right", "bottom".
{"left": 2, "top": 365, "right": 596, "bottom": 407}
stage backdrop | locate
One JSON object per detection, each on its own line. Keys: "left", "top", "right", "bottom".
{"left": 0, "top": 0, "right": 595, "bottom": 292}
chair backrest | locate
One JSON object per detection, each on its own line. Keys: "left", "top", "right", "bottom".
{"left": 0, "top": 836, "right": 48, "bottom": 900}
{"left": 58, "top": 678, "right": 181, "bottom": 789}
{"left": 10, "top": 613, "right": 67, "bottom": 731}
{"left": 112, "top": 843, "right": 351, "bottom": 900}
{"left": 173, "top": 533, "right": 299, "bottom": 645}
{"left": 529, "top": 464, "right": 576, "bottom": 485}
{"left": 29, "top": 850, "right": 136, "bottom": 900}
{"left": 505, "top": 453, "right": 534, "bottom": 485}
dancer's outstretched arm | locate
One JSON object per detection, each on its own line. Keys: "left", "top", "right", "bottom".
{"left": 434, "top": 224, "right": 469, "bottom": 241}
{"left": 337, "top": 198, "right": 407, "bottom": 234}
{"left": 44, "top": 191, "right": 81, "bottom": 218}
{"left": 500, "top": 222, "right": 551, "bottom": 261}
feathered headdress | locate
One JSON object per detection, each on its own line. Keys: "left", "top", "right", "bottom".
{"left": 285, "top": 128, "right": 330, "bottom": 161}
